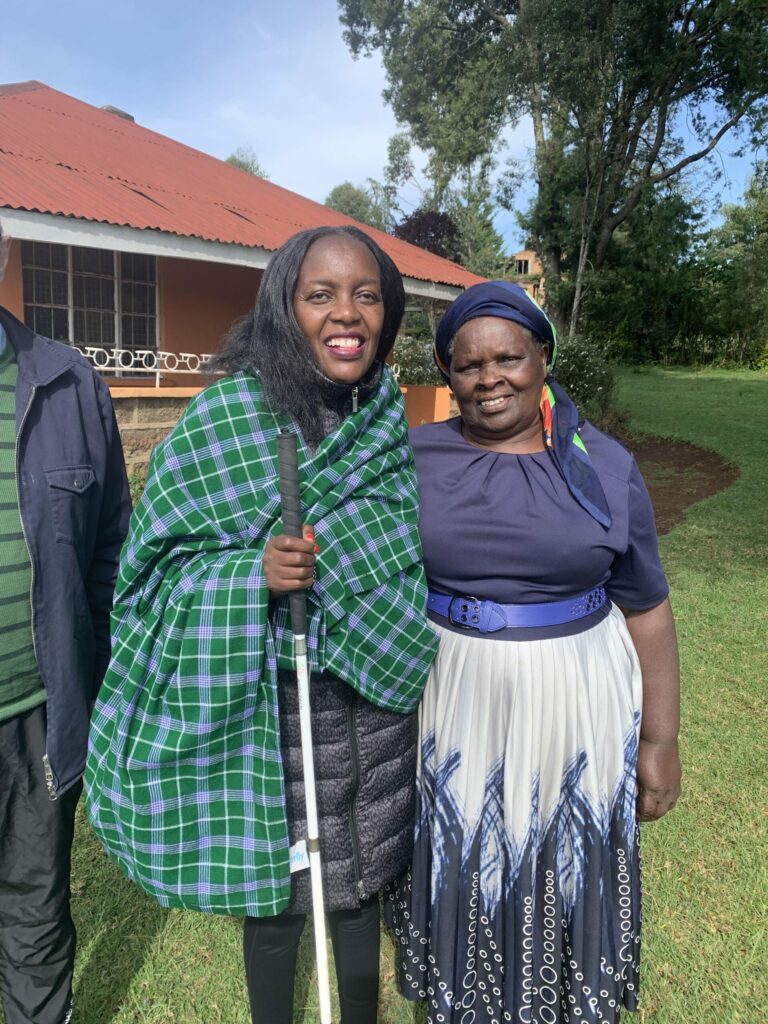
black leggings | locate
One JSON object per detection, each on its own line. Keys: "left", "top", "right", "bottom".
{"left": 244, "top": 897, "right": 380, "bottom": 1024}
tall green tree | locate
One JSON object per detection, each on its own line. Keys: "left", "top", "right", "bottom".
{"left": 324, "top": 136, "right": 419, "bottom": 231}
{"left": 582, "top": 184, "right": 708, "bottom": 361}
{"left": 225, "top": 146, "right": 269, "bottom": 178}
{"left": 324, "top": 178, "right": 398, "bottom": 232}
{"left": 446, "top": 164, "right": 506, "bottom": 277}
{"left": 339, "top": 0, "right": 768, "bottom": 335}
{"left": 325, "top": 134, "right": 505, "bottom": 274}
{"left": 324, "top": 181, "right": 372, "bottom": 224}
{"left": 702, "top": 164, "right": 768, "bottom": 364}
{"left": 384, "top": 132, "right": 505, "bottom": 273}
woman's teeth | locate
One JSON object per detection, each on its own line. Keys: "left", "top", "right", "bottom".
{"left": 480, "top": 396, "right": 506, "bottom": 408}
{"left": 326, "top": 337, "right": 362, "bottom": 349}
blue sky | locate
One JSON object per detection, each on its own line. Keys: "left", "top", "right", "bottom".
{"left": 1, "top": 0, "right": 761, "bottom": 251}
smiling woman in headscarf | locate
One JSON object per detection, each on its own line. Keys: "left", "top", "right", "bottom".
{"left": 386, "top": 281, "right": 681, "bottom": 1024}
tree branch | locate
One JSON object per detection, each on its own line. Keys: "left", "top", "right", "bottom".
{"left": 648, "top": 106, "right": 751, "bottom": 184}
{"left": 595, "top": 104, "right": 751, "bottom": 266}
{"left": 483, "top": 6, "right": 514, "bottom": 34}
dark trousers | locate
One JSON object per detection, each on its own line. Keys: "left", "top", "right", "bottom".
{"left": 0, "top": 705, "right": 81, "bottom": 1024}
{"left": 244, "top": 896, "right": 381, "bottom": 1024}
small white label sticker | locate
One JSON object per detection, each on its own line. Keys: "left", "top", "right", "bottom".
{"left": 289, "top": 840, "right": 310, "bottom": 874}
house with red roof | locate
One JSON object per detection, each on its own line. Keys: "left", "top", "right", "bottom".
{"left": 0, "top": 80, "right": 481, "bottom": 400}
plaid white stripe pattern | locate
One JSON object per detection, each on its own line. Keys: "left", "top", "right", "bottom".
{"left": 85, "top": 369, "right": 438, "bottom": 917}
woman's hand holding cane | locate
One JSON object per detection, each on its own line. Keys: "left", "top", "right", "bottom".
{"left": 264, "top": 526, "right": 319, "bottom": 597}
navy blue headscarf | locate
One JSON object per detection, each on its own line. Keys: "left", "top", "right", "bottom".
{"left": 434, "top": 281, "right": 612, "bottom": 529}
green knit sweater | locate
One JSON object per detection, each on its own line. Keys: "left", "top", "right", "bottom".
{"left": 0, "top": 334, "right": 46, "bottom": 720}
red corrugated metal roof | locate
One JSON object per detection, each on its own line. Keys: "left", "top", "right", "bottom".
{"left": 0, "top": 81, "right": 483, "bottom": 289}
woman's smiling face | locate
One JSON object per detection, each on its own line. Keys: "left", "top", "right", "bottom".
{"left": 292, "top": 235, "right": 384, "bottom": 385}
{"left": 449, "top": 316, "right": 549, "bottom": 451}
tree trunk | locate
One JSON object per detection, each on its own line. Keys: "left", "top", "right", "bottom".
{"left": 541, "top": 247, "right": 567, "bottom": 337}
{"left": 569, "top": 238, "right": 590, "bottom": 339}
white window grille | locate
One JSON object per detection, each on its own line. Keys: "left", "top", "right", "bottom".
{"left": 79, "top": 347, "right": 214, "bottom": 388}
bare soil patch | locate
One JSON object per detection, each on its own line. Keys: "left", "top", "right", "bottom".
{"left": 625, "top": 436, "right": 739, "bottom": 536}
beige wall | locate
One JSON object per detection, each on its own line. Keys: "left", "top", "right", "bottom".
{"left": 159, "top": 256, "right": 262, "bottom": 358}
{"left": 511, "top": 248, "right": 544, "bottom": 303}
{"left": 512, "top": 249, "right": 542, "bottom": 276}
{"left": 0, "top": 240, "right": 24, "bottom": 318}
{"left": 111, "top": 390, "right": 196, "bottom": 480}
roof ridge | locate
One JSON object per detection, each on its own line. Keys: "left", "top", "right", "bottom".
{"left": 5, "top": 90, "right": 138, "bottom": 137}
{"left": 0, "top": 80, "right": 45, "bottom": 97}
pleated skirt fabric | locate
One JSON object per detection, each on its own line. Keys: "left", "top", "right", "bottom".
{"left": 386, "top": 606, "right": 643, "bottom": 1024}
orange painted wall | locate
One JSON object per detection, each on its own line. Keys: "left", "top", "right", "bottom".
{"left": 401, "top": 385, "right": 455, "bottom": 428}
{"left": 0, "top": 241, "right": 24, "bottom": 318}
{"left": 159, "top": 256, "right": 262, "bottom": 358}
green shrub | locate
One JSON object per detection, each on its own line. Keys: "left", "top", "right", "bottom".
{"left": 392, "top": 333, "right": 444, "bottom": 386}
{"left": 128, "top": 470, "right": 147, "bottom": 506}
{"left": 554, "top": 333, "right": 617, "bottom": 426}
{"left": 661, "top": 331, "right": 768, "bottom": 369}
{"left": 753, "top": 344, "right": 768, "bottom": 372}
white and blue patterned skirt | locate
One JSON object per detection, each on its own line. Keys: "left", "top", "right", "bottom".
{"left": 386, "top": 606, "right": 642, "bottom": 1024}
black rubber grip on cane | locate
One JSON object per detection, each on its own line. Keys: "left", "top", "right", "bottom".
{"left": 277, "top": 429, "right": 308, "bottom": 636}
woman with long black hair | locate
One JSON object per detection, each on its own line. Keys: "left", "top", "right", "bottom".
{"left": 86, "top": 226, "right": 438, "bottom": 1024}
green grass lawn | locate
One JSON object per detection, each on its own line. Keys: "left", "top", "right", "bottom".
{"left": 3, "top": 366, "right": 765, "bottom": 1023}
{"left": 606, "top": 367, "right": 768, "bottom": 1024}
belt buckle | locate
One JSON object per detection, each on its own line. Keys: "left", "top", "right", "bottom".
{"left": 448, "top": 596, "right": 482, "bottom": 630}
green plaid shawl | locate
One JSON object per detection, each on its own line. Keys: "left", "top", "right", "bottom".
{"left": 85, "top": 369, "right": 437, "bottom": 917}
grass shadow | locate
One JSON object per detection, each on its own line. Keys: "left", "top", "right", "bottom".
{"left": 293, "top": 924, "right": 316, "bottom": 1023}
{"left": 70, "top": 805, "right": 168, "bottom": 1023}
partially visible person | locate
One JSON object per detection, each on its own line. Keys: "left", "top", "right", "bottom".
{"left": 85, "top": 225, "right": 438, "bottom": 1024}
{"left": 0, "top": 221, "right": 131, "bottom": 1024}
{"left": 387, "top": 281, "right": 681, "bottom": 1024}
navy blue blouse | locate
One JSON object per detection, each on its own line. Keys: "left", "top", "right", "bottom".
{"left": 411, "top": 418, "right": 668, "bottom": 635}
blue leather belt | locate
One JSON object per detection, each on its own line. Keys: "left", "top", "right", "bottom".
{"left": 427, "top": 586, "right": 608, "bottom": 633}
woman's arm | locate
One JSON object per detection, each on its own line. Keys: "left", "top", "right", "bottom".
{"left": 622, "top": 597, "right": 682, "bottom": 822}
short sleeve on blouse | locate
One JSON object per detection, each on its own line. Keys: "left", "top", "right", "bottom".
{"left": 605, "top": 460, "right": 669, "bottom": 611}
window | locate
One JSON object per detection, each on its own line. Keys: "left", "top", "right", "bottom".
{"left": 515, "top": 258, "right": 530, "bottom": 276}
{"left": 21, "top": 242, "right": 70, "bottom": 342}
{"left": 72, "top": 246, "right": 116, "bottom": 348}
{"left": 21, "top": 242, "right": 157, "bottom": 352}
{"left": 120, "top": 252, "right": 157, "bottom": 351}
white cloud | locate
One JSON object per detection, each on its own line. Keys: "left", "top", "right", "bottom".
{"left": 141, "top": 4, "right": 401, "bottom": 206}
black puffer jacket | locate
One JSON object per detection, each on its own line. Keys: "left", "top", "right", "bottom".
{"left": 277, "top": 669, "right": 418, "bottom": 912}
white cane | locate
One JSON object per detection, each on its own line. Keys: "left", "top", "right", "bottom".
{"left": 277, "top": 429, "right": 333, "bottom": 1024}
